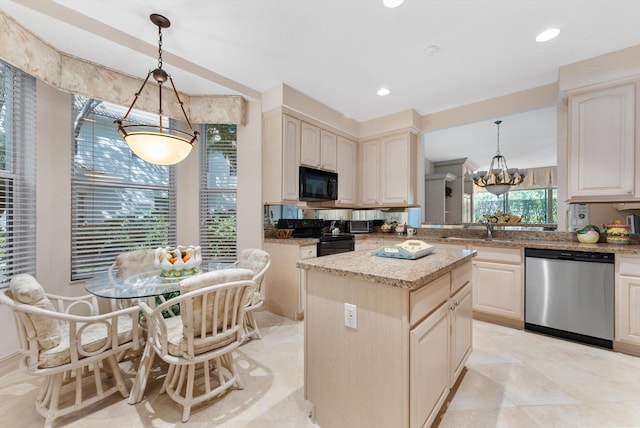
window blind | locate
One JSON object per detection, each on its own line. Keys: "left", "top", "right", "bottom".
{"left": 70, "top": 96, "right": 176, "bottom": 280}
{"left": 199, "top": 124, "right": 237, "bottom": 267}
{"left": 0, "top": 61, "right": 37, "bottom": 286}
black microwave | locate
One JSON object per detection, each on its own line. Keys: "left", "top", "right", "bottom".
{"left": 299, "top": 166, "right": 338, "bottom": 201}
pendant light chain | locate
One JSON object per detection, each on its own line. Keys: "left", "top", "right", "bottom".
{"left": 495, "top": 120, "right": 502, "bottom": 155}
{"left": 157, "top": 25, "right": 163, "bottom": 70}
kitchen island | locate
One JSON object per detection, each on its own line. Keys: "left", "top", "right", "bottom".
{"left": 297, "top": 247, "right": 476, "bottom": 428}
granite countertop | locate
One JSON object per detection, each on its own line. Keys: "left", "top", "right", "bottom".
{"left": 296, "top": 248, "right": 476, "bottom": 290}
{"left": 359, "top": 233, "right": 640, "bottom": 255}
{"left": 264, "top": 230, "right": 640, "bottom": 255}
{"left": 264, "top": 237, "right": 319, "bottom": 245}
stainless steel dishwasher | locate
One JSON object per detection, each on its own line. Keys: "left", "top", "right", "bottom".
{"left": 525, "top": 248, "right": 614, "bottom": 348}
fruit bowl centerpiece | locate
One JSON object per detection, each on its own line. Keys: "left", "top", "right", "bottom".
{"left": 155, "top": 245, "right": 202, "bottom": 278}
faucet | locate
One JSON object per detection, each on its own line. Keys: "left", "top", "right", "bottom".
{"left": 483, "top": 220, "right": 494, "bottom": 241}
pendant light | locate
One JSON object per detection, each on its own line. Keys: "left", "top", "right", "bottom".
{"left": 472, "top": 120, "right": 527, "bottom": 196}
{"left": 115, "top": 13, "right": 198, "bottom": 165}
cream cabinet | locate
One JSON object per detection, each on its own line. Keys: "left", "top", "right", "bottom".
{"left": 320, "top": 130, "right": 337, "bottom": 171}
{"left": 380, "top": 132, "right": 417, "bottom": 205}
{"left": 335, "top": 136, "right": 357, "bottom": 204}
{"left": 360, "top": 131, "right": 418, "bottom": 207}
{"left": 300, "top": 122, "right": 321, "bottom": 168}
{"left": 360, "top": 138, "right": 381, "bottom": 205}
{"left": 472, "top": 246, "right": 523, "bottom": 328}
{"left": 615, "top": 255, "right": 640, "bottom": 354}
{"left": 568, "top": 83, "right": 637, "bottom": 201}
{"left": 409, "top": 263, "right": 472, "bottom": 428}
{"left": 450, "top": 266, "right": 472, "bottom": 386}
{"left": 263, "top": 113, "right": 300, "bottom": 203}
{"left": 263, "top": 242, "right": 316, "bottom": 320}
{"left": 300, "top": 122, "right": 337, "bottom": 172}
{"left": 409, "top": 302, "right": 450, "bottom": 428}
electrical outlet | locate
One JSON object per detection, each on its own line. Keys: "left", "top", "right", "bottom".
{"left": 344, "top": 303, "right": 357, "bottom": 329}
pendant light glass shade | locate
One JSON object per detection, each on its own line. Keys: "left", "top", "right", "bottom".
{"left": 115, "top": 14, "right": 198, "bottom": 166}
{"left": 124, "top": 131, "right": 194, "bottom": 166}
{"left": 472, "top": 120, "right": 526, "bottom": 196}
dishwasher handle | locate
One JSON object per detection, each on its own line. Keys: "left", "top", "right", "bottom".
{"left": 525, "top": 248, "right": 614, "bottom": 264}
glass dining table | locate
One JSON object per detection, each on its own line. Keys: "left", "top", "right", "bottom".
{"left": 83, "top": 263, "right": 235, "bottom": 404}
{"left": 84, "top": 270, "right": 183, "bottom": 299}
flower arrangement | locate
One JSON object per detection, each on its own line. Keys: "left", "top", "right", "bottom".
{"left": 481, "top": 211, "right": 522, "bottom": 224}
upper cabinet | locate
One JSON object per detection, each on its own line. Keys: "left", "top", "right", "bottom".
{"left": 360, "top": 138, "right": 381, "bottom": 206}
{"left": 360, "top": 131, "right": 418, "bottom": 207}
{"left": 300, "top": 122, "right": 321, "bottom": 168}
{"left": 320, "top": 130, "right": 338, "bottom": 171}
{"left": 300, "top": 123, "right": 337, "bottom": 172}
{"left": 263, "top": 113, "right": 300, "bottom": 204}
{"left": 567, "top": 83, "right": 637, "bottom": 201}
{"left": 263, "top": 109, "right": 418, "bottom": 208}
{"left": 335, "top": 136, "right": 357, "bottom": 205}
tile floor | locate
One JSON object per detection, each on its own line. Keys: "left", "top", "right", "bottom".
{"left": 1, "top": 312, "right": 639, "bottom": 427}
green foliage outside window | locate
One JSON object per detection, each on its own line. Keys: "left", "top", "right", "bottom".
{"left": 474, "top": 188, "right": 557, "bottom": 224}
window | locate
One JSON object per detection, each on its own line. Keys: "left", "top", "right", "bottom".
{"left": 0, "top": 61, "right": 36, "bottom": 285}
{"left": 474, "top": 188, "right": 557, "bottom": 224}
{"left": 71, "top": 96, "right": 176, "bottom": 280}
{"left": 200, "top": 124, "right": 237, "bottom": 268}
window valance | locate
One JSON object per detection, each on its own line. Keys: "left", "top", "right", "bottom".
{"left": 0, "top": 11, "right": 246, "bottom": 125}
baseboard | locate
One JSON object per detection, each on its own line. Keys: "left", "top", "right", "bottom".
{"left": 0, "top": 352, "right": 20, "bottom": 377}
{"left": 472, "top": 311, "right": 524, "bottom": 330}
{"left": 614, "top": 340, "right": 640, "bottom": 357}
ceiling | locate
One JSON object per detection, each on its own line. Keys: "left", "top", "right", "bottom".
{"left": 2, "top": 0, "right": 640, "bottom": 168}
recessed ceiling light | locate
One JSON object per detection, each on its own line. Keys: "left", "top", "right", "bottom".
{"left": 383, "top": 0, "right": 404, "bottom": 8}
{"left": 377, "top": 88, "right": 391, "bottom": 96}
{"left": 535, "top": 28, "right": 560, "bottom": 43}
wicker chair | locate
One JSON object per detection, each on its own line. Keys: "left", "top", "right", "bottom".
{"left": 0, "top": 274, "right": 142, "bottom": 428}
{"left": 107, "top": 248, "right": 159, "bottom": 311}
{"left": 138, "top": 268, "right": 255, "bottom": 422}
{"left": 234, "top": 248, "right": 271, "bottom": 340}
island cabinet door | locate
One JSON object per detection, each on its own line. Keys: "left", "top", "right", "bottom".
{"left": 450, "top": 282, "right": 472, "bottom": 386}
{"left": 409, "top": 302, "right": 450, "bottom": 428}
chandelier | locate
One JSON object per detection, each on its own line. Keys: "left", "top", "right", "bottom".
{"left": 472, "top": 120, "right": 526, "bottom": 196}
{"left": 115, "top": 14, "right": 198, "bottom": 166}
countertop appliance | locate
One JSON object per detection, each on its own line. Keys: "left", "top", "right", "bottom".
{"left": 276, "top": 219, "right": 354, "bottom": 257}
{"left": 346, "top": 220, "right": 373, "bottom": 234}
{"left": 299, "top": 166, "right": 337, "bottom": 201}
{"left": 525, "top": 248, "right": 614, "bottom": 348}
